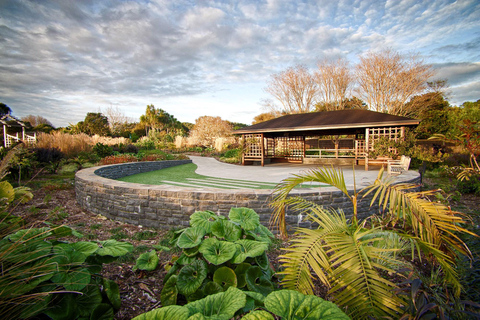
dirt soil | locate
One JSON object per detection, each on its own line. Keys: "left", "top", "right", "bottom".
{"left": 10, "top": 174, "right": 480, "bottom": 320}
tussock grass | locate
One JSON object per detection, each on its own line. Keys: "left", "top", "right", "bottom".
{"left": 36, "top": 132, "right": 131, "bottom": 158}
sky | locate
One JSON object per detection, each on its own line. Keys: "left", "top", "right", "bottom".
{"left": 1, "top": 0, "right": 479, "bottom": 128}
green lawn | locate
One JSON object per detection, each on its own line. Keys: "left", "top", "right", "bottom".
{"left": 118, "top": 163, "right": 327, "bottom": 189}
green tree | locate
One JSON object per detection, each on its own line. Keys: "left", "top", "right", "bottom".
{"left": 0, "top": 103, "right": 11, "bottom": 116}
{"left": 80, "top": 112, "right": 110, "bottom": 136}
{"left": 139, "top": 105, "right": 183, "bottom": 136}
{"left": 447, "top": 99, "right": 480, "bottom": 138}
{"left": 406, "top": 92, "right": 451, "bottom": 139}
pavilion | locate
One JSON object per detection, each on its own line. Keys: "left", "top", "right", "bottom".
{"left": 234, "top": 109, "right": 420, "bottom": 170}
{"left": 1, "top": 114, "right": 36, "bottom": 148}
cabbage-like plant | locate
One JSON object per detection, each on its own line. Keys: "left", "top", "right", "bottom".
{"left": 133, "top": 288, "right": 349, "bottom": 320}
{"left": 0, "top": 178, "right": 133, "bottom": 319}
{"left": 161, "top": 208, "right": 276, "bottom": 306}
{"left": 271, "top": 166, "right": 475, "bottom": 319}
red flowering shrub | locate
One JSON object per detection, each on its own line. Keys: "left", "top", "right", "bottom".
{"left": 100, "top": 154, "right": 138, "bottom": 165}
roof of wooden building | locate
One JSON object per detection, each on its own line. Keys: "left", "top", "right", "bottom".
{"left": 235, "top": 109, "right": 419, "bottom": 134}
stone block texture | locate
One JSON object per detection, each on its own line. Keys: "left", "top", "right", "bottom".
{"left": 75, "top": 160, "right": 421, "bottom": 232}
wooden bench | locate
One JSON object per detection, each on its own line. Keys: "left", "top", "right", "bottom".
{"left": 387, "top": 155, "right": 411, "bottom": 175}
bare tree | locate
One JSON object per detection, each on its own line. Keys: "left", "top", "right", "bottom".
{"left": 314, "top": 58, "right": 352, "bottom": 110}
{"left": 189, "top": 116, "right": 233, "bottom": 148}
{"left": 103, "top": 106, "right": 135, "bottom": 136}
{"left": 355, "top": 49, "right": 435, "bottom": 116}
{"left": 264, "top": 65, "right": 318, "bottom": 114}
{"left": 21, "top": 115, "right": 53, "bottom": 127}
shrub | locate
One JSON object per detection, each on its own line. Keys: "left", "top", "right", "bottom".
{"left": 93, "top": 142, "right": 114, "bottom": 158}
{"left": 112, "top": 143, "right": 138, "bottom": 154}
{"left": 140, "top": 154, "right": 166, "bottom": 161}
{"left": 457, "top": 173, "right": 480, "bottom": 195}
{"left": 100, "top": 154, "right": 138, "bottom": 165}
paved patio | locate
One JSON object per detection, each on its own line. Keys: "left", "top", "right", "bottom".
{"left": 189, "top": 156, "right": 420, "bottom": 189}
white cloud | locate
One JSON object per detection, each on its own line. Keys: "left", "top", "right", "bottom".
{"left": 0, "top": 0, "right": 479, "bottom": 127}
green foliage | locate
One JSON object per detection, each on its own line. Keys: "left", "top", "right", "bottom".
{"left": 157, "top": 208, "right": 276, "bottom": 307}
{"left": 78, "top": 112, "right": 111, "bottom": 136}
{"left": 93, "top": 142, "right": 114, "bottom": 158}
{"left": 0, "top": 179, "right": 132, "bottom": 319}
{"left": 133, "top": 288, "right": 349, "bottom": 320}
{"left": 272, "top": 167, "right": 475, "bottom": 319}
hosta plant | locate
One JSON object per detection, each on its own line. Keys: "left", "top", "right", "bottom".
{"left": 160, "top": 208, "right": 276, "bottom": 307}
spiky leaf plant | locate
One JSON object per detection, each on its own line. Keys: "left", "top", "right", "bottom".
{"left": 272, "top": 166, "right": 475, "bottom": 319}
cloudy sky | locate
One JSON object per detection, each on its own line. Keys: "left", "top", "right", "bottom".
{"left": 1, "top": 0, "right": 479, "bottom": 127}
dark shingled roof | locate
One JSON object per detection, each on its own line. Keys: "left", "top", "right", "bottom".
{"left": 235, "top": 109, "right": 419, "bottom": 134}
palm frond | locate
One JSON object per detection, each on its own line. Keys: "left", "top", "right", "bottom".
{"left": 279, "top": 207, "right": 405, "bottom": 319}
{"left": 271, "top": 166, "right": 352, "bottom": 237}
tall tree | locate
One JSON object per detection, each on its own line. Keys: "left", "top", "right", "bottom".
{"left": 355, "top": 49, "right": 434, "bottom": 116}
{"left": 264, "top": 65, "right": 317, "bottom": 114}
{"left": 102, "top": 106, "right": 135, "bottom": 137}
{"left": 189, "top": 116, "right": 232, "bottom": 148}
{"left": 252, "top": 112, "right": 278, "bottom": 124}
{"left": 314, "top": 58, "right": 352, "bottom": 110}
{"left": 139, "top": 105, "right": 182, "bottom": 135}
{"left": 81, "top": 112, "right": 110, "bottom": 136}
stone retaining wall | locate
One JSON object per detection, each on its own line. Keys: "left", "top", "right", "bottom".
{"left": 75, "top": 161, "right": 420, "bottom": 231}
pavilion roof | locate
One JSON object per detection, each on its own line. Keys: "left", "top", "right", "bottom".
{"left": 235, "top": 109, "right": 419, "bottom": 134}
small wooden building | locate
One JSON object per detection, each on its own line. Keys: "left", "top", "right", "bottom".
{"left": 1, "top": 114, "right": 36, "bottom": 148}
{"left": 234, "top": 110, "right": 419, "bottom": 169}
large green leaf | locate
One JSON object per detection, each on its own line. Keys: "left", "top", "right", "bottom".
{"left": 90, "top": 303, "right": 115, "bottom": 320}
{"left": 44, "top": 293, "right": 76, "bottom": 320}
{"left": 231, "top": 239, "right": 268, "bottom": 264}
{"left": 235, "top": 263, "right": 251, "bottom": 288}
{"left": 190, "top": 211, "right": 218, "bottom": 233}
{"left": 0, "top": 180, "right": 15, "bottom": 204}
{"left": 198, "top": 238, "right": 236, "bottom": 265}
{"left": 161, "top": 275, "right": 178, "bottom": 306}
{"left": 264, "top": 290, "right": 349, "bottom": 320}
{"left": 95, "top": 240, "right": 133, "bottom": 257}
{"left": 241, "top": 310, "right": 274, "bottom": 320}
{"left": 213, "top": 266, "right": 237, "bottom": 290}
{"left": 132, "top": 305, "right": 190, "bottom": 320}
{"left": 177, "top": 260, "right": 208, "bottom": 296}
{"left": 245, "top": 266, "right": 273, "bottom": 297}
{"left": 228, "top": 207, "right": 260, "bottom": 231}
{"left": 203, "top": 281, "right": 224, "bottom": 296}
{"left": 246, "top": 224, "right": 274, "bottom": 244}
{"left": 185, "top": 286, "right": 246, "bottom": 320}
{"left": 71, "top": 241, "right": 99, "bottom": 257}
{"left": 177, "top": 227, "right": 206, "bottom": 249}
{"left": 76, "top": 283, "right": 103, "bottom": 317}
{"left": 103, "top": 278, "right": 121, "bottom": 310}
{"left": 211, "top": 219, "right": 242, "bottom": 241}
{"left": 134, "top": 250, "right": 159, "bottom": 271}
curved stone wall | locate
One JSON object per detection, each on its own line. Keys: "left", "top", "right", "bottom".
{"left": 75, "top": 160, "right": 420, "bottom": 231}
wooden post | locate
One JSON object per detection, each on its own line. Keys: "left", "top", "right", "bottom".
{"left": 3, "top": 124, "right": 6, "bottom": 148}
{"left": 241, "top": 134, "right": 245, "bottom": 165}
{"left": 260, "top": 133, "right": 265, "bottom": 166}
{"left": 302, "top": 136, "right": 306, "bottom": 163}
{"left": 365, "top": 128, "right": 369, "bottom": 171}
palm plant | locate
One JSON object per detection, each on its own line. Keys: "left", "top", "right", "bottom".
{"left": 271, "top": 166, "right": 475, "bottom": 319}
